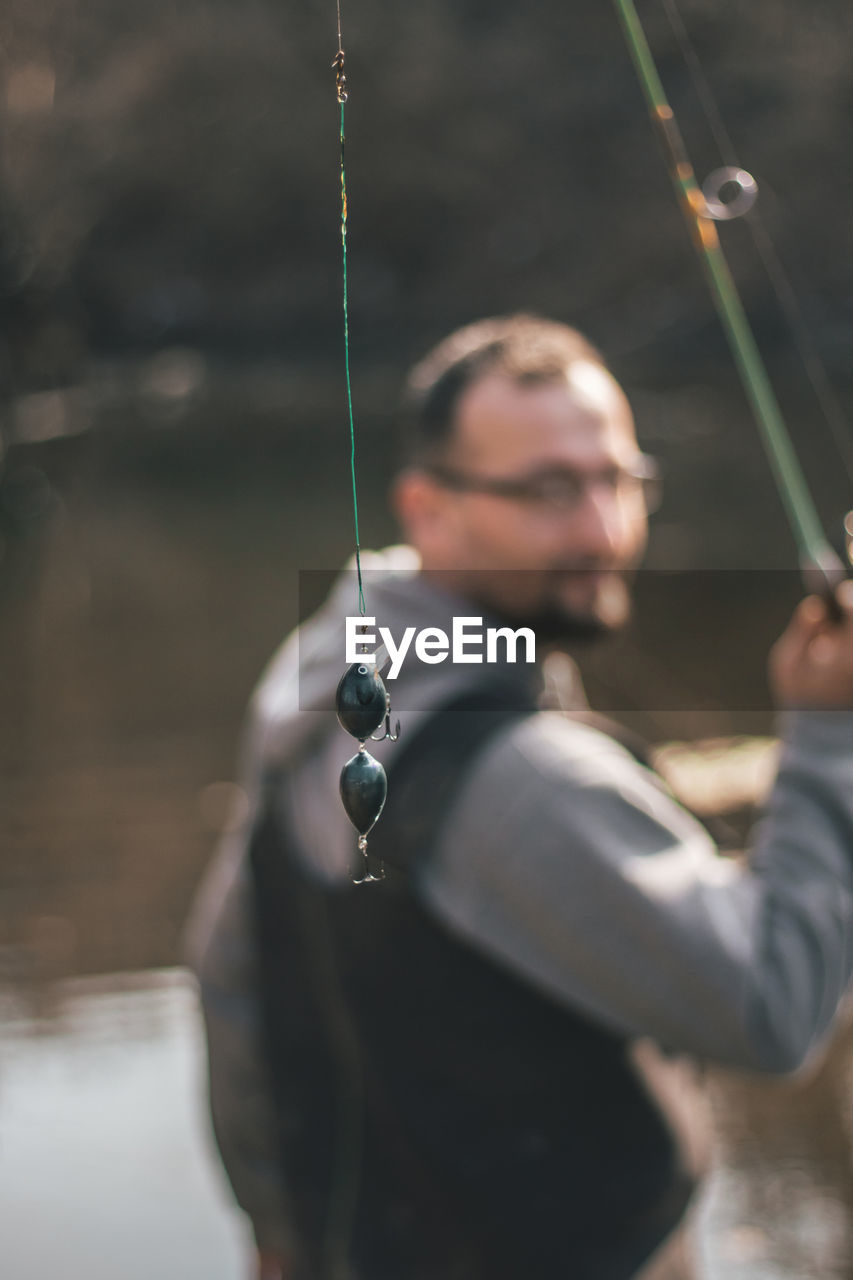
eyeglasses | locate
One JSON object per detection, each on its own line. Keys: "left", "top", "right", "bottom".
{"left": 425, "top": 454, "right": 661, "bottom": 513}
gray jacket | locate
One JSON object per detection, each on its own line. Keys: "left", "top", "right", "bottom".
{"left": 186, "top": 546, "right": 853, "bottom": 1255}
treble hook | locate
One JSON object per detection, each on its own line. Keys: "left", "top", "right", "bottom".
{"left": 370, "top": 693, "right": 401, "bottom": 743}
{"left": 352, "top": 835, "right": 385, "bottom": 885}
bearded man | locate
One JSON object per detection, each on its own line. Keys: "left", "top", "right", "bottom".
{"left": 188, "top": 314, "right": 853, "bottom": 1280}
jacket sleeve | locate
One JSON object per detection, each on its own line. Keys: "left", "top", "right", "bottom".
{"left": 184, "top": 822, "right": 298, "bottom": 1258}
{"left": 422, "top": 709, "right": 853, "bottom": 1074}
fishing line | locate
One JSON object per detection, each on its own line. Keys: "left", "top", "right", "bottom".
{"left": 333, "top": 15, "right": 366, "bottom": 617}
{"left": 658, "top": 0, "right": 853, "bottom": 490}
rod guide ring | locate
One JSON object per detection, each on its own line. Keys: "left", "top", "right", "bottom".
{"left": 702, "top": 166, "right": 758, "bottom": 221}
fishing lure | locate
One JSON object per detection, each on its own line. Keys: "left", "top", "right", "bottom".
{"left": 336, "top": 660, "right": 399, "bottom": 883}
{"left": 331, "top": 15, "right": 400, "bottom": 883}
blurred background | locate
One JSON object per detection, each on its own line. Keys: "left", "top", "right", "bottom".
{"left": 1, "top": 0, "right": 852, "bottom": 1276}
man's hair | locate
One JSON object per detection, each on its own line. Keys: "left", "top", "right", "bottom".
{"left": 401, "top": 313, "right": 605, "bottom": 464}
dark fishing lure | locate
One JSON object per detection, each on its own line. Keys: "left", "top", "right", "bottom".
{"left": 336, "top": 661, "right": 387, "bottom": 739}
{"left": 339, "top": 749, "right": 387, "bottom": 836}
{"left": 335, "top": 661, "right": 399, "bottom": 882}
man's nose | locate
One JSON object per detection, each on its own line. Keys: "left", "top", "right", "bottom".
{"left": 564, "top": 485, "right": 627, "bottom": 559}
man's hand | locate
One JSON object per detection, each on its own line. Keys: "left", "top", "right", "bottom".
{"left": 770, "top": 580, "right": 853, "bottom": 708}
{"left": 256, "top": 1250, "right": 291, "bottom": 1280}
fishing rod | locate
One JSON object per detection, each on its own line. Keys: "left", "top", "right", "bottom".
{"left": 611, "top": 0, "right": 849, "bottom": 607}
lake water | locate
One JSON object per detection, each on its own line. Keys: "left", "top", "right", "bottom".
{"left": 3, "top": 971, "right": 853, "bottom": 1279}
{"left": 0, "top": 972, "right": 253, "bottom": 1280}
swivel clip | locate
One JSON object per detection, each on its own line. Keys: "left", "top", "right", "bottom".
{"left": 332, "top": 48, "right": 347, "bottom": 103}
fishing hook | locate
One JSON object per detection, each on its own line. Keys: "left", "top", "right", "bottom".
{"left": 370, "top": 693, "right": 401, "bottom": 743}
{"left": 351, "top": 834, "right": 385, "bottom": 885}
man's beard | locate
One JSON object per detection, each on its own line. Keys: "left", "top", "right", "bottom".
{"left": 494, "top": 570, "right": 633, "bottom": 645}
{"left": 521, "top": 605, "right": 613, "bottom": 644}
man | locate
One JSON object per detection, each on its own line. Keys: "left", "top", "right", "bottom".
{"left": 187, "top": 315, "right": 853, "bottom": 1280}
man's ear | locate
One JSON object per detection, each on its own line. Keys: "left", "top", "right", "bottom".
{"left": 390, "top": 468, "right": 455, "bottom": 559}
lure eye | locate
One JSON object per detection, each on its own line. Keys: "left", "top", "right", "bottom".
{"left": 357, "top": 664, "right": 368, "bottom": 675}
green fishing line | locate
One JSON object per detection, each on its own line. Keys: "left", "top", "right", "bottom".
{"left": 335, "top": 55, "right": 366, "bottom": 617}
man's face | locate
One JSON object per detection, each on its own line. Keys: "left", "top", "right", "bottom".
{"left": 407, "top": 364, "right": 650, "bottom": 639}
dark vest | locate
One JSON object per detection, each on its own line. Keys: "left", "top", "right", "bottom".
{"left": 250, "top": 688, "right": 695, "bottom": 1280}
